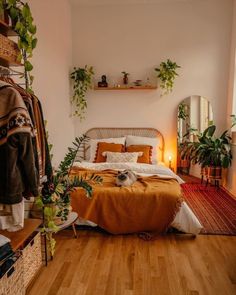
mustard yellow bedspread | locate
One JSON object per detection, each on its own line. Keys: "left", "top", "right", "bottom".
{"left": 70, "top": 167, "right": 183, "bottom": 234}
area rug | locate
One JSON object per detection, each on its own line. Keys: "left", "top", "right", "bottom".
{"left": 181, "top": 183, "right": 236, "bottom": 235}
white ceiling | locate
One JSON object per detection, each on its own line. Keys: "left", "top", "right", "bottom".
{"left": 70, "top": 0, "right": 202, "bottom": 6}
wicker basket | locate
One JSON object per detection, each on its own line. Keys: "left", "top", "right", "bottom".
{"left": 22, "top": 232, "right": 42, "bottom": 289}
{"left": 0, "top": 33, "right": 20, "bottom": 64}
{"left": 0, "top": 256, "right": 25, "bottom": 295}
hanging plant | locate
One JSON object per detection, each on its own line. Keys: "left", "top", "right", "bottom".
{"left": 0, "top": 0, "right": 37, "bottom": 93}
{"left": 70, "top": 65, "right": 94, "bottom": 119}
{"left": 178, "top": 103, "right": 188, "bottom": 120}
{"left": 155, "top": 59, "right": 181, "bottom": 95}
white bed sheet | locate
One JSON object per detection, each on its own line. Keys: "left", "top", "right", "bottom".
{"left": 74, "top": 161, "right": 203, "bottom": 234}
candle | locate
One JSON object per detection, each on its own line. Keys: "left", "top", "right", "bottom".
{"left": 168, "top": 155, "right": 172, "bottom": 169}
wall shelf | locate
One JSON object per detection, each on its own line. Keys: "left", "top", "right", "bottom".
{"left": 94, "top": 85, "right": 157, "bottom": 91}
{"left": 0, "top": 56, "right": 22, "bottom": 67}
{"left": 0, "top": 20, "right": 17, "bottom": 36}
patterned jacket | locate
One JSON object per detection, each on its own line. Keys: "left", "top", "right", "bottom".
{"left": 0, "top": 82, "right": 39, "bottom": 204}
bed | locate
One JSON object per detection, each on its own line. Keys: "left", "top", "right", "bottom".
{"left": 70, "top": 127, "right": 202, "bottom": 235}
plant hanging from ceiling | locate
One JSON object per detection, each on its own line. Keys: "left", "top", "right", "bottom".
{"left": 70, "top": 65, "right": 94, "bottom": 120}
{"left": 0, "top": 0, "right": 37, "bottom": 93}
{"left": 155, "top": 59, "right": 181, "bottom": 96}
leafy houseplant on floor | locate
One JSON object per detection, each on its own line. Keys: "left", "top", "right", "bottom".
{"left": 0, "top": 0, "right": 37, "bottom": 92}
{"left": 35, "top": 135, "right": 102, "bottom": 257}
{"left": 155, "top": 59, "right": 181, "bottom": 96}
{"left": 70, "top": 66, "right": 94, "bottom": 120}
{"left": 181, "top": 116, "right": 236, "bottom": 182}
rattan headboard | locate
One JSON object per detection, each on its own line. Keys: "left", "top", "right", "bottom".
{"left": 80, "top": 127, "right": 165, "bottom": 162}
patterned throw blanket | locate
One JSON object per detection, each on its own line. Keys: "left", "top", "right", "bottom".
{"left": 70, "top": 167, "right": 183, "bottom": 234}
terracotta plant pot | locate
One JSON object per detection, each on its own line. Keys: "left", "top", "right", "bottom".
{"left": 180, "top": 158, "right": 190, "bottom": 168}
{"left": 207, "top": 166, "right": 222, "bottom": 180}
{"left": 201, "top": 166, "right": 208, "bottom": 176}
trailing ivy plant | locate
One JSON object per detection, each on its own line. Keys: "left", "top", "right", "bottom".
{"left": 155, "top": 59, "right": 181, "bottom": 96}
{"left": 178, "top": 103, "right": 188, "bottom": 120}
{"left": 70, "top": 65, "right": 94, "bottom": 120}
{"left": 0, "top": 0, "right": 37, "bottom": 93}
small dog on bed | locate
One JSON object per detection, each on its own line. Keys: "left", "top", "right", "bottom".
{"left": 116, "top": 170, "right": 138, "bottom": 187}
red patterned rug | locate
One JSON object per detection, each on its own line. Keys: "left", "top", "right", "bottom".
{"left": 181, "top": 183, "right": 236, "bottom": 235}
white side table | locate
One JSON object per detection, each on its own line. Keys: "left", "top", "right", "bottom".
{"left": 56, "top": 211, "right": 78, "bottom": 238}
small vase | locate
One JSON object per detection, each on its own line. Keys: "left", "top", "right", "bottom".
{"left": 123, "top": 75, "right": 128, "bottom": 85}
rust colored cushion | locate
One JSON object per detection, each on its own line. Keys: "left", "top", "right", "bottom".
{"left": 94, "top": 142, "right": 125, "bottom": 163}
{"left": 126, "top": 145, "right": 152, "bottom": 164}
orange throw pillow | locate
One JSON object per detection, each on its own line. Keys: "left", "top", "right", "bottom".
{"left": 94, "top": 142, "right": 125, "bottom": 163}
{"left": 126, "top": 145, "right": 152, "bottom": 164}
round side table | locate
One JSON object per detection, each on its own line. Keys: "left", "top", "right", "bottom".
{"left": 56, "top": 211, "right": 78, "bottom": 238}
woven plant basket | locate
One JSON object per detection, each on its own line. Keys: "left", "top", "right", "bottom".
{"left": 0, "top": 256, "right": 25, "bottom": 295}
{"left": 0, "top": 33, "right": 20, "bottom": 64}
{"left": 22, "top": 232, "right": 42, "bottom": 289}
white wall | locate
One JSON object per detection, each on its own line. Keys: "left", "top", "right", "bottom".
{"left": 71, "top": 0, "right": 233, "bottom": 166}
{"left": 28, "top": 0, "right": 74, "bottom": 167}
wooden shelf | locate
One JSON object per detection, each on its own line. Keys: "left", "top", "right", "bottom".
{"left": 94, "top": 85, "right": 157, "bottom": 90}
{"left": 0, "top": 219, "right": 42, "bottom": 251}
{"left": 0, "top": 56, "right": 22, "bottom": 67}
{"left": 0, "top": 20, "right": 17, "bottom": 36}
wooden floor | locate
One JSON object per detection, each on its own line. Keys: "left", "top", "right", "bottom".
{"left": 28, "top": 230, "right": 236, "bottom": 295}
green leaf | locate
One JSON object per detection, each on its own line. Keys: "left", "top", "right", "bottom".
{"left": 29, "top": 24, "right": 37, "bottom": 34}
{"left": 32, "top": 37, "right": 38, "bottom": 49}
{"left": 25, "top": 60, "right": 33, "bottom": 71}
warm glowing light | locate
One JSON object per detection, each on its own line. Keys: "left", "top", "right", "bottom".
{"left": 168, "top": 155, "right": 172, "bottom": 161}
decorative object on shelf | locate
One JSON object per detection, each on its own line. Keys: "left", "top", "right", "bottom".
{"left": 35, "top": 135, "right": 102, "bottom": 257}
{"left": 121, "top": 71, "right": 129, "bottom": 85}
{"left": 133, "top": 79, "right": 142, "bottom": 86}
{"left": 155, "top": 59, "right": 181, "bottom": 95}
{"left": 70, "top": 65, "right": 94, "bottom": 119}
{"left": 1, "top": 0, "right": 38, "bottom": 93}
{"left": 98, "top": 74, "right": 108, "bottom": 87}
{"left": 94, "top": 85, "right": 157, "bottom": 90}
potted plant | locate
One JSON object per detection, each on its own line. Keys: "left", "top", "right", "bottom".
{"left": 155, "top": 59, "right": 181, "bottom": 95}
{"left": 121, "top": 71, "right": 129, "bottom": 85}
{"left": 35, "top": 135, "right": 102, "bottom": 257}
{"left": 1, "top": 0, "right": 37, "bottom": 93}
{"left": 70, "top": 66, "right": 94, "bottom": 120}
{"left": 181, "top": 117, "right": 236, "bottom": 182}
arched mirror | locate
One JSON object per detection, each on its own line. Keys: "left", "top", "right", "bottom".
{"left": 177, "top": 95, "right": 213, "bottom": 176}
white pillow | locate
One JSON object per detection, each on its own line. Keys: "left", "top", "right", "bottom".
{"left": 126, "top": 135, "right": 159, "bottom": 164}
{"left": 89, "top": 137, "right": 126, "bottom": 162}
{"left": 102, "top": 151, "right": 143, "bottom": 163}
